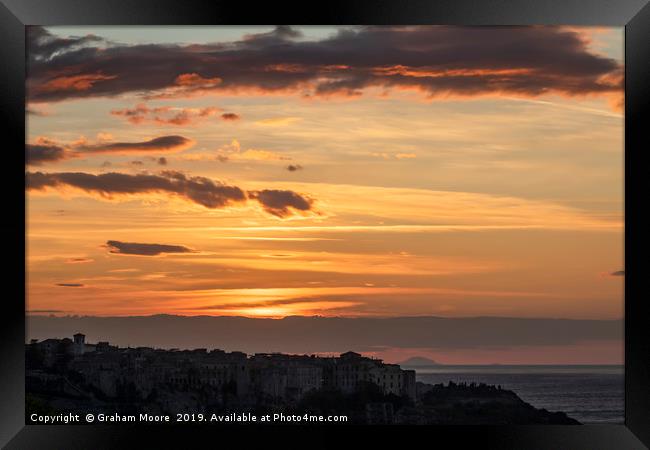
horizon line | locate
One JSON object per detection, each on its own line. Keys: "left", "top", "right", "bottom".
{"left": 26, "top": 312, "right": 624, "bottom": 321}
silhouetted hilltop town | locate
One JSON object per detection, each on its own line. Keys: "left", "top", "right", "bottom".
{"left": 26, "top": 334, "right": 579, "bottom": 425}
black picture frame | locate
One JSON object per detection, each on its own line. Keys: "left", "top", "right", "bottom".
{"left": 1, "top": 1, "right": 648, "bottom": 448}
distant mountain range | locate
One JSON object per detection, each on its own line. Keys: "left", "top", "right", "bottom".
{"left": 397, "top": 356, "right": 442, "bottom": 366}
{"left": 26, "top": 314, "right": 622, "bottom": 358}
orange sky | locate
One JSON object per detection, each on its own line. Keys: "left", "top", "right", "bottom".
{"left": 25, "top": 26, "right": 624, "bottom": 362}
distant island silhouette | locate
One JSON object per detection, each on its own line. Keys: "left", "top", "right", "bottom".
{"left": 398, "top": 357, "right": 442, "bottom": 366}
{"left": 26, "top": 333, "right": 580, "bottom": 425}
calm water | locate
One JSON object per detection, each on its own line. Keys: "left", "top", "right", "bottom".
{"left": 407, "top": 365, "right": 624, "bottom": 424}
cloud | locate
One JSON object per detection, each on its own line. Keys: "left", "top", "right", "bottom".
{"left": 110, "top": 103, "right": 232, "bottom": 126}
{"left": 65, "top": 257, "right": 94, "bottom": 264}
{"left": 256, "top": 117, "right": 302, "bottom": 126}
{"left": 26, "top": 170, "right": 318, "bottom": 218}
{"left": 248, "top": 189, "right": 316, "bottom": 218}
{"left": 187, "top": 297, "right": 352, "bottom": 312}
{"left": 76, "top": 135, "right": 193, "bottom": 154}
{"left": 371, "top": 152, "right": 417, "bottom": 160}
{"left": 27, "top": 170, "right": 247, "bottom": 209}
{"left": 167, "top": 73, "right": 223, "bottom": 97}
{"left": 28, "top": 26, "right": 104, "bottom": 62}
{"left": 286, "top": 164, "right": 303, "bottom": 172}
{"left": 209, "top": 139, "right": 290, "bottom": 163}
{"left": 39, "top": 73, "right": 117, "bottom": 94}
{"left": 395, "top": 153, "right": 417, "bottom": 159}
{"left": 27, "top": 26, "right": 622, "bottom": 105}
{"left": 243, "top": 25, "right": 304, "bottom": 44}
{"left": 221, "top": 112, "right": 240, "bottom": 121}
{"left": 55, "top": 283, "right": 84, "bottom": 287}
{"left": 237, "top": 149, "right": 291, "bottom": 161}
{"left": 105, "top": 240, "right": 193, "bottom": 256}
{"left": 610, "top": 270, "right": 625, "bottom": 276}
{"left": 26, "top": 141, "right": 68, "bottom": 165}
{"left": 26, "top": 105, "right": 50, "bottom": 116}
{"left": 27, "top": 134, "right": 194, "bottom": 166}
{"left": 157, "top": 157, "right": 168, "bottom": 166}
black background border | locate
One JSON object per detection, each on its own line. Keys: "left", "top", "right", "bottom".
{"left": 1, "top": 1, "right": 648, "bottom": 448}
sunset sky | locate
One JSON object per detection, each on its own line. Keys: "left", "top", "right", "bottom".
{"left": 26, "top": 26, "right": 624, "bottom": 362}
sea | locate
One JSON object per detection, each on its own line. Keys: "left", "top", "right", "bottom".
{"left": 406, "top": 365, "right": 624, "bottom": 424}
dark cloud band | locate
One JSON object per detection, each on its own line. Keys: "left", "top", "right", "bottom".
{"left": 249, "top": 189, "right": 315, "bottom": 218}
{"left": 26, "top": 143, "right": 67, "bottom": 165}
{"left": 26, "top": 170, "right": 317, "bottom": 218}
{"left": 27, "top": 26, "right": 622, "bottom": 103}
{"left": 105, "top": 240, "right": 193, "bottom": 256}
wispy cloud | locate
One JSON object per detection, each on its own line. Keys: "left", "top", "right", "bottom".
{"left": 255, "top": 117, "right": 302, "bottom": 126}
{"left": 65, "top": 257, "right": 94, "bottom": 264}
{"left": 110, "top": 103, "right": 240, "bottom": 126}
{"left": 181, "top": 139, "right": 291, "bottom": 163}
{"left": 371, "top": 152, "right": 417, "bottom": 160}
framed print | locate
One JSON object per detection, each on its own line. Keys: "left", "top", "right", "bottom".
{"left": 1, "top": 0, "right": 648, "bottom": 448}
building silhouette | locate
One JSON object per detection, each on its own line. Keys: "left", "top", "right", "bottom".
{"left": 26, "top": 334, "right": 416, "bottom": 403}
